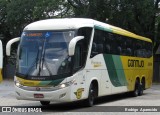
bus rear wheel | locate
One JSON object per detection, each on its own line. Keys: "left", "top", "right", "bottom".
{"left": 132, "top": 85, "right": 139, "bottom": 97}
{"left": 131, "top": 80, "right": 143, "bottom": 97}
{"left": 40, "top": 101, "right": 50, "bottom": 106}
{"left": 141, "top": 78, "right": 145, "bottom": 90}
{"left": 138, "top": 83, "right": 143, "bottom": 96}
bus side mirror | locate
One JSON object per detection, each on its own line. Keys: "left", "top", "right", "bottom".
{"left": 6, "top": 37, "right": 20, "bottom": 56}
{"left": 68, "top": 36, "right": 84, "bottom": 56}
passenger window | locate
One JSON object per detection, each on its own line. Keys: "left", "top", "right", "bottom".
{"left": 90, "top": 28, "right": 152, "bottom": 58}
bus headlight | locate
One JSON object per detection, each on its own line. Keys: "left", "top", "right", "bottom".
{"left": 57, "top": 80, "right": 75, "bottom": 89}
{"left": 60, "top": 84, "right": 66, "bottom": 88}
{"left": 15, "top": 80, "right": 23, "bottom": 88}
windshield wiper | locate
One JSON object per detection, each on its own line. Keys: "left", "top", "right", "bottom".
{"left": 39, "top": 33, "right": 52, "bottom": 76}
{"left": 36, "top": 48, "right": 39, "bottom": 69}
{"left": 41, "top": 51, "right": 52, "bottom": 76}
{"left": 25, "top": 48, "right": 40, "bottom": 77}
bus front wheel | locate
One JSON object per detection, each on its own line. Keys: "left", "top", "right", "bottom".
{"left": 40, "top": 101, "right": 50, "bottom": 106}
{"left": 85, "top": 83, "right": 95, "bottom": 107}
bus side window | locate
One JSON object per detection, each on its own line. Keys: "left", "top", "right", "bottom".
{"left": 90, "top": 29, "right": 104, "bottom": 58}
{"left": 146, "top": 42, "right": 152, "bottom": 58}
{"left": 117, "top": 46, "right": 122, "bottom": 55}
{"left": 97, "top": 44, "right": 103, "bottom": 53}
{"left": 105, "top": 44, "right": 110, "bottom": 53}
{"left": 76, "top": 27, "right": 92, "bottom": 69}
{"left": 73, "top": 44, "right": 82, "bottom": 70}
{"left": 91, "top": 42, "right": 98, "bottom": 57}
{"left": 126, "top": 48, "right": 132, "bottom": 56}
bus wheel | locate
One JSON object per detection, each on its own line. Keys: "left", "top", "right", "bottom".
{"left": 138, "top": 83, "right": 143, "bottom": 96}
{"left": 40, "top": 101, "right": 50, "bottom": 106}
{"left": 85, "top": 83, "right": 95, "bottom": 107}
{"left": 132, "top": 81, "right": 139, "bottom": 97}
{"left": 141, "top": 78, "right": 145, "bottom": 90}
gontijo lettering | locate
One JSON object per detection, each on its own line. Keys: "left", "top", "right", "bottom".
{"left": 128, "top": 59, "right": 144, "bottom": 67}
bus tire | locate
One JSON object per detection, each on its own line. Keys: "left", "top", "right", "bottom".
{"left": 132, "top": 81, "right": 139, "bottom": 97}
{"left": 141, "top": 78, "right": 145, "bottom": 90}
{"left": 85, "top": 83, "right": 95, "bottom": 107}
{"left": 138, "top": 83, "right": 143, "bottom": 96}
{"left": 40, "top": 101, "right": 50, "bottom": 106}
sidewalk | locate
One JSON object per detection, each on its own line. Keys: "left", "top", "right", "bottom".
{"left": 0, "top": 79, "right": 14, "bottom": 90}
{"left": 0, "top": 79, "right": 40, "bottom": 106}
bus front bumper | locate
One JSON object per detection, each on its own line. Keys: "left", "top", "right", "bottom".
{"left": 15, "top": 85, "right": 72, "bottom": 102}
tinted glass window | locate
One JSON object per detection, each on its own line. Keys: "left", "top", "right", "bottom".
{"left": 90, "top": 28, "right": 152, "bottom": 58}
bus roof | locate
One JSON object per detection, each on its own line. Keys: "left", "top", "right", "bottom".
{"left": 24, "top": 18, "right": 152, "bottom": 43}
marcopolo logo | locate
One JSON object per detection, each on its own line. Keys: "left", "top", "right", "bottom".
{"left": 128, "top": 59, "right": 144, "bottom": 67}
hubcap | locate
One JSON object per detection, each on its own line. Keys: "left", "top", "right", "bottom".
{"left": 89, "top": 87, "right": 94, "bottom": 105}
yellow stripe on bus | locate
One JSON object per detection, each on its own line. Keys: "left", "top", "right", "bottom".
{"left": 16, "top": 77, "right": 41, "bottom": 86}
{"left": 109, "top": 26, "right": 152, "bottom": 42}
{"left": 0, "top": 69, "right": 2, "bottom": 82}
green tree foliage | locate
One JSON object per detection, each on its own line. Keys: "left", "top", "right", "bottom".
{"left": 1, "top": 0, "right": 72, "bottom": 39}
{"left": 68, "top": 0, "right": 157, "bottom": 42}
{"left": 0, "top": 0, "right": 10, "bottom": 42}
{"left": 1, "top": 0, "right": 159, "bottom": 43}
{"left": 0, "top": 0, "right": 160, "bottom": 55}
{"left": 33, "top": 0, "right": 72, "bottom": 19}
{"left": 6, "top": 0, "right": 36, "bottom": 37}
{"left": 111, "top": 0, "right": 155, "bottom": 40}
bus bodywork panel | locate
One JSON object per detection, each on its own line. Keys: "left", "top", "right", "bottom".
{"left": 87, "top": 54, "right": 153, "bottom": 97}
{"left": 15, "top": 70, "right": 88, "bottom": 102}
{"left": 15, "top": 84, "right": 72, "bottom": 102}
{"left": 24, "top": 18, "right": 94, "bottom": 31}
{"left": 103, "top": 54, "right": 153, "bottom": 91}
{"left": 120, "top": 56, "right": 153, "bottom": 90}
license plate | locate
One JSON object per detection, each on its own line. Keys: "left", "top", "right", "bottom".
{"left": 34, "top": 94, "right": 44, "bottom": 98}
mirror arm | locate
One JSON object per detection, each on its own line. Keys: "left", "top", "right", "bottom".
{"left": 68, "top": 36, "right": 84, "bottom": 56}
{"left": 6, "top": 37, "right": 20, "bottom": 56}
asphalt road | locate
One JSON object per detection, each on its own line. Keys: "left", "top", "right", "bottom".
{"left": 0, "top": 80, "right": 160, "bottom": 114}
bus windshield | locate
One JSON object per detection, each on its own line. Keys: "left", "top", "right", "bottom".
{"left": 17, "top": 31, "right": 75, "bottom": 77}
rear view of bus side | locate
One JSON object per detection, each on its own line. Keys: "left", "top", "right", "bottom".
{"left": 6, "top": 18, "right": 153, "bottom": 107}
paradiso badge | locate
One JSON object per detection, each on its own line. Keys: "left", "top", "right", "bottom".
{"left": 74, "top": 88, "right": 84, "bottom": 99}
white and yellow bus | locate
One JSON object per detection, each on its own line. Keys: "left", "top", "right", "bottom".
{"left": 6, "top": 18, "right": 153, "bottom": 106}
